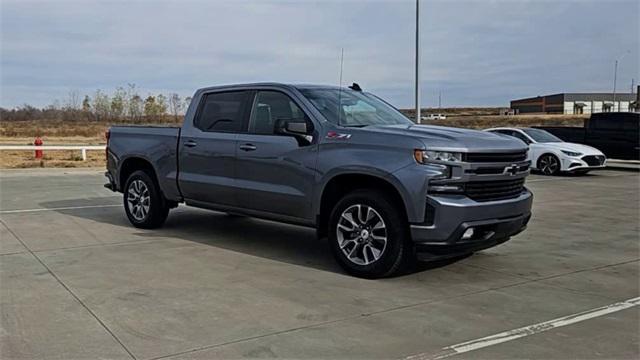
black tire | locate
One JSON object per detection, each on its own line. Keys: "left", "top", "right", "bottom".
{"left": 537, "top": 154, "right": 561, "bottom": 176}
{"left": 328, "top": 189, "right": 412, "bottom": 279}
{"left": 123, "top": 170, "right": 169, "bottom": 229}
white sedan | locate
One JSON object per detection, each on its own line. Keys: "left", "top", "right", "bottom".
{"left": 485, "top": 127, "right": 607, "bottom": 175}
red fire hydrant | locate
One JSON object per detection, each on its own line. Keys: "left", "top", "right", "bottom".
{"left": 34, "top": 136, "right": 43, "bottom": 159}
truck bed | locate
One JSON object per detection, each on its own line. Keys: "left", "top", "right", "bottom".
{"left": 107, "top": 126, "right": 182, "bottom": 200}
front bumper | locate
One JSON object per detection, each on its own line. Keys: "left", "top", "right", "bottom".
{"left": 410, "top": 189, "right": 533, "bottom": 259}
{"left": 563, "top": 155, "right": 607, "bottom": 172}
{"left": 104, "top": 171, "right": 117, "bottom": 192}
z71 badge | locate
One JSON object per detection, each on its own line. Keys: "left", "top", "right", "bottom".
{"left": 326, "top": 131, "right": 352, "bottom": 140}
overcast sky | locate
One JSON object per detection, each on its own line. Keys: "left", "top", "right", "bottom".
{"left": 1, "top": 0, "right": 638, "bottom": 109}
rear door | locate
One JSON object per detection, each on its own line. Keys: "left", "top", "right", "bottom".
{"left": 234, "top": 90, "right": 318, "bottom": 221}
{"left": 178, "top": 90, "right": 252, "bottom": 206}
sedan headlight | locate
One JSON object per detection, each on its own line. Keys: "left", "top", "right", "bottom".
{"left": 414, "top": 150, "right": 463, "bottom": 164}
{"left": 561, "top": 150, "right": 582, "bottom": 157}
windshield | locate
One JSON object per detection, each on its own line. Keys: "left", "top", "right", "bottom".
{"left": 299, "top": 88, "right": 413, "bottom": 127}
{"left": 522, "top": 128, "right": 563, "bottom": 143}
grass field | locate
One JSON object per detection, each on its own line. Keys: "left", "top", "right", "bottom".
{"left": 0, "top": 111, "right": 587, "bottom": 169}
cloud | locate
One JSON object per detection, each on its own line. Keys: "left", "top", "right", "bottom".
{"left": 1, "top": 0, "right": 638, "bottom": 108}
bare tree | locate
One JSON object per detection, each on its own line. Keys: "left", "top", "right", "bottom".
{"left": 93, "top": 90, "right": 111, "bottom": 121}
{"left": 110, "top": 87, "right": 126, "bottom": 119}
{"left": 126, "top": 84, "right": 143, "bottom": 122}
{"left": 168, "top": 93, "right": 182, "bottom": 121}
{"left": 66, "top": 89, "right": 81, "bottom": 110}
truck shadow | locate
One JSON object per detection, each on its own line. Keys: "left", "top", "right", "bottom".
{"left": 40, "top": 197, "right": 465, "bottom": 277}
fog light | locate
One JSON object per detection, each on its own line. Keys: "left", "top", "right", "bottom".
{"left": 430, "top": 184, "right": 462, "bottom": 193}
{"left": 462, "top": 228, "right": 475, "bottom": 240}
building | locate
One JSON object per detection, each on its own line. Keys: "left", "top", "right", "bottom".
{"left": 511, "top": 89, "right": 640, "bottom": 115}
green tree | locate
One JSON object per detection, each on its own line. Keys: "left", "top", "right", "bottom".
{"left": 156, "top": 94, "right": 168, "bottom": 115}
{"left": 144, "top": 95, "right": 157, "bottom": 117}
{"left": 110, "top": 87, "right": 126, "bottom": 119}
{"left": 129, "top": 94, "right": 143, "bottom": 121}
{"left": 82, "top": 95, "right": 91, "bottom": 112}
{"left": 93, "top": 90, "right": 111, "bottom": 120}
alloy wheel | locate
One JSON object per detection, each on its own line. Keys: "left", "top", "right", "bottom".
{"left": 336, "top": 204, "right": 387, "bottom": 266}
{"left": 540, "top": 155, "right": 559, "bottom": 175}
{"left": 127, "top": 179, "right": 150, "bottom": 221}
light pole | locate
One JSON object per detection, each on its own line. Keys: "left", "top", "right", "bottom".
{"left": 613, "top": 60, "right": 618, "bottom": 111}
{"left": 612, "top": 50, "right": 631, "bottom": 112}
{"left": 415, "top": 0, "right": 421, "bottom": 123}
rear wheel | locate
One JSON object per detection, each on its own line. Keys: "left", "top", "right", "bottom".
{"left": 123, "top": 170, "right": 169, "bottom": 229}
{"left": 538, "top": 154, "right": 561, "bottom": 176}
{"left": 328, "top": 189, "right": 412, "bottom": 278}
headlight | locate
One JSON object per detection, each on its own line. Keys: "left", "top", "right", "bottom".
{"left": 414, "top": 150, "right": 462, "bottom": 164}
{"left": 561, "top": 150, "right": 582, "bottom": 157}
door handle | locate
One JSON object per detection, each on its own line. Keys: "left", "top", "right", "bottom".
{"left": 184, "top": 140, "right": 197, "bottom": 148}
{"left": 239, "top": 143, "right": 257, "bottom": 151}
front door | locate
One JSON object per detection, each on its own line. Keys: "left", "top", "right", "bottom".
{"left": 179, "top": 90, "right": 252, "bottom": 206}
{"left": 235, "top": 90, "right": 317, "bottom": 221}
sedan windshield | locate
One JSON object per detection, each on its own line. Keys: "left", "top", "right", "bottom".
{"left": 299, "top": 88, "right": 413, "bottom": 127}
{"left": 522, "top": 128, "right": 563, "bottom": 143}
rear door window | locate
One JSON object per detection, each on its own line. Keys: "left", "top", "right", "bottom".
{"left": 195, "top": 91, "right": 250, "bottom": 132}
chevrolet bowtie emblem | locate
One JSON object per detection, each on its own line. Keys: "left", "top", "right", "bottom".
{"left": 504, "top": 164, "right": 520, "bottom": 176}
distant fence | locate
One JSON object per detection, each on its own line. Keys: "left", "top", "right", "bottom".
{"left": 0, "top": 145, "right": 105, "bottom": 161}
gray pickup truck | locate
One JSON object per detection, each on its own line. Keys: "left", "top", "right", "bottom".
{"left": 105, "top": 83, "right": 533, "bottom": 278}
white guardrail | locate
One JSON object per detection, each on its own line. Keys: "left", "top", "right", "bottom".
{"left": 0, "top": 145, "right": 105, "bottom": 161}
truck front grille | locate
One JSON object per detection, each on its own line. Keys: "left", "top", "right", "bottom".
{"left": 464, "top": 151, "right": 527, "bottom": 163}
{"left": 582, "top": 155, "right": 605, "bottom": 166}
{"left": 463, "top": 178, "right": 526, "bottom": 202}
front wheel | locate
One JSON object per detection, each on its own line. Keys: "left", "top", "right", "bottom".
{"left": 328, "top": 189, "right": 412, "bottom": 279}
{"left": 537, "top": 154, "right": 561, "bottom": 176}
{"left": 123, "top": 170, "right": 169, "bottom": 229}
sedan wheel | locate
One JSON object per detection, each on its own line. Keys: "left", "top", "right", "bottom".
{"left": 538, "top": 154, "right": 560, "bottom": 175}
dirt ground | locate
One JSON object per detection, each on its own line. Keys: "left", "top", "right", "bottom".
{"left": 0, "top": 148, "right": 105, "bottom": 169}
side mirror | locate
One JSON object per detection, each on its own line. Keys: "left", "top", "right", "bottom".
{"left": 275, "top": 118, "right": 313, "bottom": 145}
{"left": 275, "top": 118, "right": 309, "bottom": 136}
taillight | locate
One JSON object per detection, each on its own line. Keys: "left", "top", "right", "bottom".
{"left": 105, "top": 129, "right": 110, "bottom": 160}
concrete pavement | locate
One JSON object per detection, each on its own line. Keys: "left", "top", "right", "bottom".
{"left": 0, "top": 168, "right": 638, "bottom": 359}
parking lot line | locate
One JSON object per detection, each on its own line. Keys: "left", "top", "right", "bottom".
{"left": 406, "top": 297, "right": 640, "bottom": 360}
{"left": 0, "top": 204, "right": 120, "bottom": 214}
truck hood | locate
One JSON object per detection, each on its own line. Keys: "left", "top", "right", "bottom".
{"left": 363, "top": 124, "right": 528, "bottom": 152}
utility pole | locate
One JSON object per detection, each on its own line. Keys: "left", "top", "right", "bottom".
{"left": 632, "top": 78, "right": 635, "bottom": 94}
{"left": 415, "top": 0, "right": 421, "bottom": 123}
{"left": 438, "top": 91, "right": 442, "bottom": 109}
{"left": 612, "top": 60, "right": 618, "bottom": 111}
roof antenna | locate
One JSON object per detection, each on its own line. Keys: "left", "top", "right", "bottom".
{"left": 338, "top": 48, "right": 344, "bottom": 126}
{"left": 349, "top": 83, "right": 362, "bottom": 91}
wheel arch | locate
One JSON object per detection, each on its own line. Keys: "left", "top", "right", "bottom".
{"left": 118, "top": 156, "right": 160, "bottom": 192}
{"left": 535, "top": 151, "right": 560, "bottom": 167}
{"left": 316, "top": 172, "right": 408, "bottom": 239}
{"left": 536, "top": 151, "right": 564, "bottom": 173}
